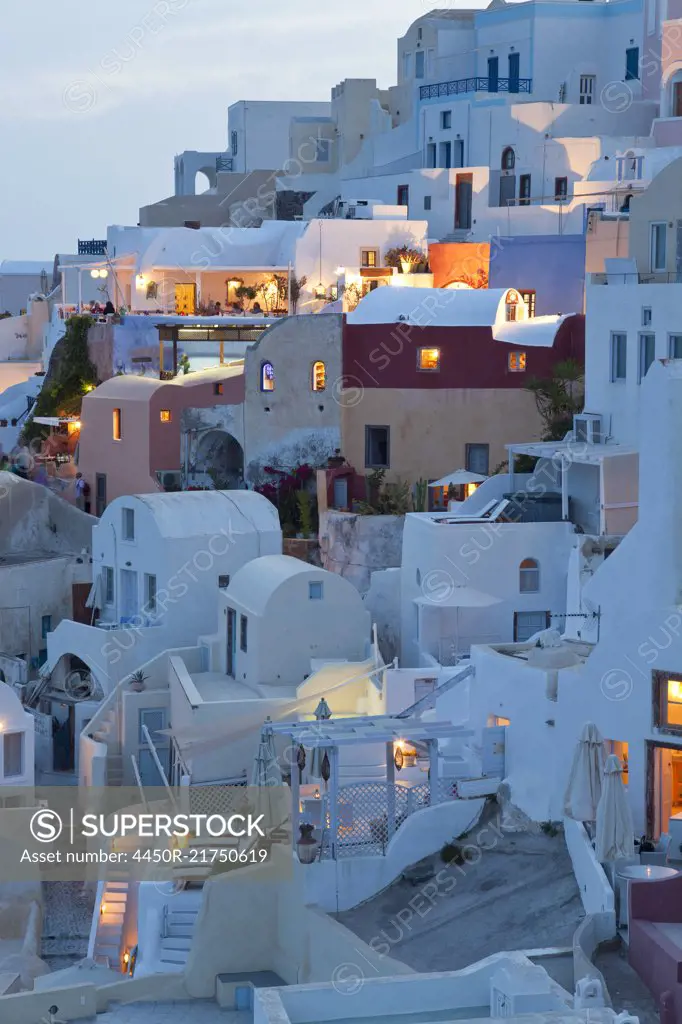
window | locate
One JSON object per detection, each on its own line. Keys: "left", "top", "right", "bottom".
{"left": 638, "top": 333, "right": 655, "bottom": 382}
{"left": 520, "top": 289, "right": 536, "bottom": 317}
{"left": 625, "top": 46, "right": 640, "bottom": 81}
{"left": 309, "top": 581, "right": 323, "bottom": 600}
{"left": 519, "top": 558, "right": 540, "bottom": 593}
{"left": 440, "top": 110, "right": 452, "bottom": 130}
{"left": 240, "top": 614, "right": 248, "bottom": 652}
{"left": 505, "top": 290, "right": 519, "bottom": 321}
{"left": 231, "top": 130, "right": 238, "bottom": 156}
{"left": 669, "top": 334, "right": 682, "bottom": 359}
{"left": 96, "top": 473, "right": 107, "bottom": 518}
{"left": 501, "top": 147, "right": 515, "bottom": 170}
{"left": 103, "top": 566, "right": 114, "bottom": 604}
{"left": 415, "top": 50, "right": 425, "bottom": 79}
{"left": 397, "top": 185, "right": 410, "bottom": 207}
{"left": 418, "top": 348, "right": 441, "bottom": 371}
{"left": 122, "top": 507, "right": 135, "bottom": 541}
{"left": 218, "top": 575, "right": 230, "bottom": 589}
{"left": 159, "top": 409, "right": 171, "bottom": 423}
{"left": 144, "top": 574, "right": 157, "bottom": 614}
{"left": 139, "top": 708, "right": 165, "bottom": 746}
{"left": 403, "top": 52, "right": 413, "bottom": 80}
{"left": 312, "top": 361, "right": 326, "bottom": 391}
{"left": 654, "top": 672, "right": 682, "bottom": 732}
{"left": 315, "top": 138, "right": 331, "bottom": 163}
{"left": 365, "top": 425, "right": 390, "bottom": 469}
{"left": 514, "top": 612, "right": 550, "bottom": 642}
{"left": 3, "top": 732, "right": 23, "bottom": 778}
{"left": 519, "top": 174, "right": 531, "bottom": 206}
{"left": 417, "top": 26, "right": 423, "bottom": 40}
{"left": 214, "top": 382, "right": 224, "bottom": 396}
{"left": 426, "top": 143, "right": 437, "bottom": 169}
{"left": 642, "top": 306, "right": 652, "bottom": 326}
{"left": 650, "top": 222, "right": 667, "bottom": 272}
{"left": 466, "top": 443, "right": 489, "bottom": 475}
{"left": 554, "top": 177, "right": 568, "bottom": 201}
{"left": 579, "top": 74, "right": 595, "bottom": 104}
{"left": 414, "top": 677, "right": 437, "bottom": 709}
{"left": 508, "top": 351, "right": 527, "bottom": 372}
{"left": 361, "top": 249, "right": 378, "bottom": 268}
{"left": 610, "top": 332, "right": 627, "bottom": 381}
{"left": 424, "top": 195, "right": 432, "bottom": 211}
{"left": 41, "top": 615, "right": 52, "bottom": 639}
{"left": 260, "top": 361, "right": 275, "bottom": 392}
{"left": 112, "top": 408, "right": 122, "bottom": 441}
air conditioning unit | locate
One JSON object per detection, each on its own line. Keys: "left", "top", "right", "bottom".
{"left": 573, "top": 413, "right": 603, "bottom": 445}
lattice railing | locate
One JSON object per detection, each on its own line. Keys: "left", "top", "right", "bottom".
{"left": 188, "top": 781, "right": 248, "bottom": 819}
{"left": 319, "top": 780, "right": 458, "bottom": 859}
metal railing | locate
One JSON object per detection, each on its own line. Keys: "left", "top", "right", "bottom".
{"left": 420, "top": 77, "right": 532, "bottom": 100}
{"left": 591, "top": 271, "right": 682, "bottom": 284}
{"left": 78, "top": 239, "right": 107, "bottom": 255}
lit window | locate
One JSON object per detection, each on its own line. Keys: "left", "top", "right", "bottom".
{"left": 312, "top": 361, "right": 326, "bottom": 391}
{"left": 309, "top": 581, "right": 323, "bottom": 600}
{"left": 160, "top": 409, "right": 172, "bottom": 423}
{"left": 519, "top": 558, "right": 540, "bottom": 593}
{"left": 508, "top": 351, "right": 527, "bottom": 372}
{"left": 361, "top": 250, "right": 378, "bottom": 268}
{"left": 261, "top": 362, "right": 275, "bottom": 392}
{"left": 418, "top": 348, "right": 441, "bottom": 371}
{"left": 654, "top": 673, "right": 682, "bottom": 732}
{"left": 520, "top": 290, "right": 536, "bottom": 317}
{"left": 113, "top": 408, "right": 122, "bottom": 441}
{"left": 214, "top": 383, "right": 224, "bottom": 396}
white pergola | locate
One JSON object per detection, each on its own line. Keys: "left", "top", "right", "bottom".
{"left": 507, "top": 439, "right": 637, "bottom": 532}
{"left": 270, "top": 715, "right": 473, "bottom": 859}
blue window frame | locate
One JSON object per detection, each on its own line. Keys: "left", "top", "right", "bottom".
{"left": 309, "top": 582, "right": 323, "bottom": 600}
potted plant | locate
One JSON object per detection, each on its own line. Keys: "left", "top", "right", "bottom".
{"left": 328, "top": 450, "right": 345, "bottom": 469}
{"left": 297, "top": 822, "right": 319, "bottom": 864}
{"left": 129, "top": 670, "right": 148, "bottom": 693}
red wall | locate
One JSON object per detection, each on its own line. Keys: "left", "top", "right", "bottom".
{"left": 342, "top": 315, "right": 584, "bottom": 390}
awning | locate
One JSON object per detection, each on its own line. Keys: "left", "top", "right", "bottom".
{"left": 414, "top": 588, "right": 501, "bottom": 609}
{"left": 428, "top": 470, "right": 488, "bottom": 488}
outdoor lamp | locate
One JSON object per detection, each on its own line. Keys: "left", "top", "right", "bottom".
{"left": 99, "top": 269, "right": 108, "bottom": 279}
{"left": 90, "top": 269, "right": 100, "bottom": 279}
{"left": 314, "top": 282, "right": 326, "bottom": 299}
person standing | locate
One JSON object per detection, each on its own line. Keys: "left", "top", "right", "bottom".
{"left": 75, "top": 472, "right": 87, "bottom": 511}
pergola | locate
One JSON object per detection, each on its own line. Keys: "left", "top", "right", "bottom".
{"left": 155, "top": 321, "right": 269, "bottom": 377}
{"left": 269, "top": 715, "right": 473, "bottom": 859}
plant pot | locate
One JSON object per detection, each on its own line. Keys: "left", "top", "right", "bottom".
{"left": 297, "top": 824, "right": 319, "bottom": 864}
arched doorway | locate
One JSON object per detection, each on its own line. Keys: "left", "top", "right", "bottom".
{"left": 195, "top": 429, "right": 245, "bottom": 489}
{"left": 500, "top": 147, "right": 516, "bottom": 208}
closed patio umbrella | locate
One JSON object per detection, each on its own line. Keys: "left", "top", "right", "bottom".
{"left": 564, "top": 722, "right": 605, "bottom": 822}
{"left": 595, "top": 755, "right": 635, "bottom": 863}
{"left": 252, "top": 718, "right": 286, "bottom": 829}
{"left": 310, "top": 698, "right": 332, "bottom": 782}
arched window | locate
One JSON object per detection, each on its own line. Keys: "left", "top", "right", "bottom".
{"left": 260, "top": 361, "right": 275, "bottom": 392}
{"left": 501, "top": 147, "right": 515, "bottom": 170}
{"left": 311, "top": 361, "right": 326, "bottom": 392}
{"left": 519, "top": 558, "right": 540, "bottom": 593}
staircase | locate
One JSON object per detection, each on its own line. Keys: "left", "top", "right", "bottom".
{"left": 90, "top": 706, "right": 123, "bottom": 785}
{"left": 159, "top": 902, "right": 199, "bottom": 969}
{"left": 93, "top": 880, "right": 128, "bottom": 969}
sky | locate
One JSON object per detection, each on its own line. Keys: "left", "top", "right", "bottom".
{"left": 0, "top": 0, "right": 457, "bottom": 260}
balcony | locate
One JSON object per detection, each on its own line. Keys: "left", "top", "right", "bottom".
{"left": 420, "top": 77, "right": 532, "bottom": 101}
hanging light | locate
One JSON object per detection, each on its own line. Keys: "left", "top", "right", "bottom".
{"left": 314, "top": 283, "right": 326, "bottom": 299}
{"left": 99, "top": 269, "right": 108, "bottom": 279}
{"left": 90, "top": 269, "right": 100, "bottom": 279}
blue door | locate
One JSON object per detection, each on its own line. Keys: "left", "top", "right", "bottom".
{"left": 508, "top": 53, "right": 520, "bottom": 93}
{"left": 488, "top": 57, "right": 499, "bottom": 92}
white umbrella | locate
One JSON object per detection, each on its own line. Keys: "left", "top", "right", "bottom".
{"left": 595, "top": 755, "right": 635, "bottom": 862}
{"left": 310, "top": 698, "right": 332, "bottom": 782}
{"left": 428, "top": 470, "right": 488, "bottom": 489}
{"left": 252, "top": 719, "right": 286, "bottom": 829}
{"left": 564, "top": 722, "right": 605, "bottom": 821}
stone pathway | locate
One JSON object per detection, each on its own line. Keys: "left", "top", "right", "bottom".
{"left": 42, "top": 881, "right": 95, "bottom": 971}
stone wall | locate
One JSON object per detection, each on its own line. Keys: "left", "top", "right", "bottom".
{"left": 319, "top": 510, "right": 404, "bottom": 594}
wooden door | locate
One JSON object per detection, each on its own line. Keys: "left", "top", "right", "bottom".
{"left": 175, "top": 283, "right": 196, "bottom": 315}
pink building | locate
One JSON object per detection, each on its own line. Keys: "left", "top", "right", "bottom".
{"left": 77, "top": 366, "right": 245, "bottom": 513}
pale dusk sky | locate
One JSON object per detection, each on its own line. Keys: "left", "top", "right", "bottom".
{"left": 0, "top": 0, "right": 479, "bottom": 259}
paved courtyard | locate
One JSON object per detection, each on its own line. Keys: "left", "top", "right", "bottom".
{"left": 338, "top": 814, "right": 584, "bottom": 974}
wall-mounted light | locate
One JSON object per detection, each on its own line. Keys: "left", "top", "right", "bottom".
{"left": 136, "top": 274, "right": 145, "bottom": 287}
{"left": 100, "top": 902, "right": 106, "bottom": 915}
